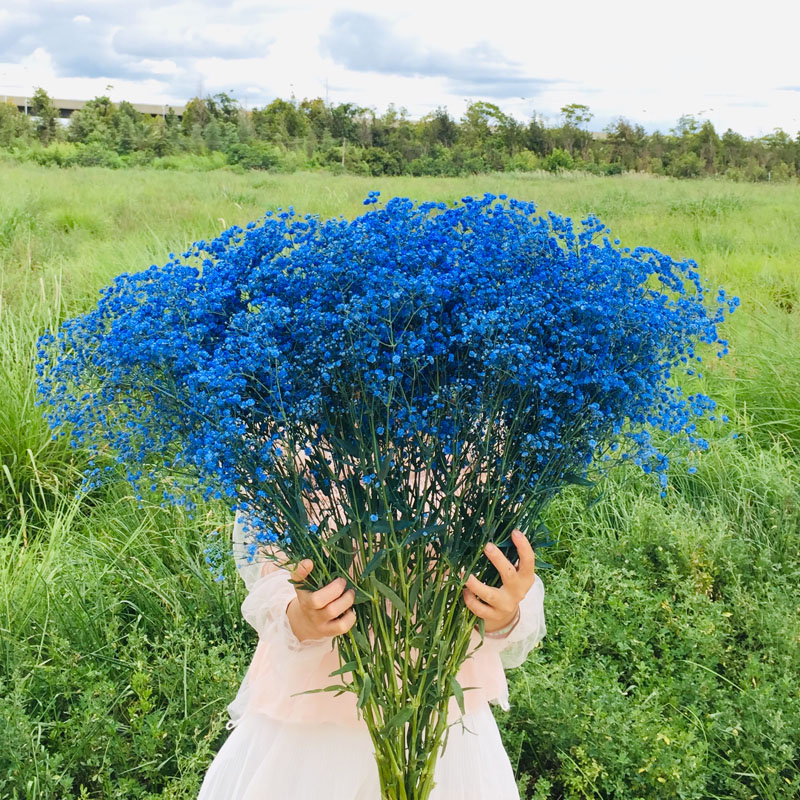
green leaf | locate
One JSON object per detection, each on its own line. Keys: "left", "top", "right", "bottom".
{"left": 450, "top": 677, "right": 466, "bottom": 716}
{"left": 353, "top": 588, "right": 373, "bottom": 605}
{"left": 291, "top": 685, "right": 348, "bottom": 698}
{"left": 328, "top": 660, "right": 358, "bottom": 677}
{"left": 372, "top": 578, "right": 407, "bottom": 614}
{"left": 359, "top": 549, "right": 385, "bottom": 581}
{"left": 382, "top": 705, "right": 415, "bottom": 733}
{"left": 357, "top": 674, "right": 373, "bottom": 709}
{"left": 351, "top": 627, "right": 370, "bottom": 651}
{"left": 401, "top": 527, "right": 427, "bottom": 546}
{"left": 377, "top": 453, "right": 392, "bottom": 484}
{"left": 563, "top": 471, "right": 595, "bottom": 487}
{"left": 408, "top": 572, "right": 422, "bottom": 611}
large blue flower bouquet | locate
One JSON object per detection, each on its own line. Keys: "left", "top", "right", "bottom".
{"left": 37, "top": 192, "right": 735, "bottom": 799}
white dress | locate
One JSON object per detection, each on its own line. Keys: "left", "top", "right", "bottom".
{"left": 197, "top": 519, "right": 547, "bottom": 800}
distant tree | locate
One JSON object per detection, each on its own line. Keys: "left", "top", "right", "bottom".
{"left": 148, "top": 115, "right": 172, "bottom": 157}
{"left": 647, "top": 130, "right": 669, "bottom": 167}
{"left": 459, "top": 100, "right": 494, "bottom": 148}
{"left": 760, "top": 128, "right": 798, "bottom": 174}
{"left": 525, "top": 112, "right": 551, "bottom": 156}
{"left": 182, "top": 97, "right": 212, "bottom": 134}
{"left": 252, "top": 98, "right": 309, "bottom": 145}
{"left": 114, "top": 101, "right": 142, "bottom": 154}
{"left": 0, "top": 99, "right": 32, "bottom": 146}
{"left": 235, "top": 109, "right": 255, "bottom": 144}
{"left": 299, "top": 97, "right": 332, "bottom": 143}
{"left": 206, "top": 92, "right": 240, "bottom": 124}
{"left": 189, "top": 122, "right": 205, "bottom": 154}
{"left": 605, "top": 117, "right": 646, "bottom": 171}
{"left": 375, "top": 104, "right": 421, "bottom": 163}
{"left": 557, "top": 103, "right": 593, "bottom": 157}
{"left": 718, "top": 128, "right": 747, "bottom": 172}
{"left": 30, "top": 88, "right": 59, "bottom": 145}
{"left": 545, "top": 147, "right": 574, "bottom": 172}
{"left": 420, "top": 106, "right": 458, "bottom": 150}
{"left": 67, "top": 96, "right": 116, "bottom": 146}
{"left": 329, "top": 102, "right": 364, "bottom": 144}
{"left": 363, "top": 145, "right": 404, "bottom": 176}
{"left": 560, "top": 103, "right": 593, "bottom": 129}
{"left": 669, "top": 150, "right": 702, "bottom": 178}
{"left": 697, "top": 120, "right": 720, "bottom": 173}
{"left": 115, "top": 113, "right": 137, "bottom": 154}
{"left": 353, "top": 109, "right": 376, "bottom": 148}
{"left": 459, "top": 100, "right": 521, "bottom": 166}
{"left": 203, "top": 117, "right": 223, "bottom": 151}
{"left": 164, "top": 107, "right": 182, "bottom": 151}
{"left": 672, "top": 114, "right": 700, "bottom": 138}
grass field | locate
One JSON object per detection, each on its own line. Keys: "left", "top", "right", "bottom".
{"left": 1, "top": 163, "right": 798, "bottom": 799}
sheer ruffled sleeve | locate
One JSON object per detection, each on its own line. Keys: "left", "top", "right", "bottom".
{"left": 226, "top": 511, "right": 342, "bottom": 727}
{"left": 241, "top": 569, "right": 330, "bottom": 652}
{"left": 232, "top": 510, "right": 277, "bottom": 590}
{"left": 482, "top": 575, "right": 547, "bottom": 669}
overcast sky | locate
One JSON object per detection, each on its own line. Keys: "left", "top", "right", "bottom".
{"left": 1, "top": 0, "right": 798, "bottom": 137}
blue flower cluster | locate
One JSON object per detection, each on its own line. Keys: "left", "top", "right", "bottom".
{"left": 36, "top": 193, "right": 736, "bottom": 566}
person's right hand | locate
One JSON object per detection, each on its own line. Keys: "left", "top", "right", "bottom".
{"left": 286, "top": 560, "right": 357, "bottom": 642}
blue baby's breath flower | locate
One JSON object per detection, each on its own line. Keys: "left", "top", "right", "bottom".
{"left": 35, "top": 191, "right": 736, "bottom": 568}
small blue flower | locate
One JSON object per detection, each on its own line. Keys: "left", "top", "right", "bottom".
{"left": 34, "top": 191, "right": 735, "bottom": 579}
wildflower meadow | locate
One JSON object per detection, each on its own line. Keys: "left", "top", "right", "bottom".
{"left": 1, "top": 163, "right": 798, "bottom": 799}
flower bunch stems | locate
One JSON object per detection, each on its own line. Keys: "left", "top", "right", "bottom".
{"left": 333, "top": 541, "right": 483, "bottom": 800}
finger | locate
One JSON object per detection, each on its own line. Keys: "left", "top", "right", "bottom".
{"left": 324, "top": 588, "right": 356, "bottom": 621}
{"left": 328, "top": 607, "right": 357, "bottom": 636}
{"left": 484, "top": 542, "right": 518, "bottom": 588}
{"left": 463, "top": 586, "right": 494, "bottom": 617}
{"left": 290, "top": 559, "right": 314, "bottom": 583}
{"left": 511, "top": 529, "right": 536, "bottom": 581}
{"left": 465, "top": 573, "right": 501, "bottom": 606}
{"left": 307, "top": 576, "right": 348, "bottom": 610}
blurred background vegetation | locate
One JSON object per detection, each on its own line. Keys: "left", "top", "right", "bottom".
{"left": 2, "top": 89, "right": 799, "bottom": 181}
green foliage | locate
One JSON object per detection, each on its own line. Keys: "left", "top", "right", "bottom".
{"left": 669, "top": 151, "right": 703, "bottom": 178}
{"left": 0, "top": 101, "right": 33, "bottom": 148}
{"left": 500, "top": 438, "right": 800, "bottom": 799}
{"left": 0, "top": 498, "right": 249, "bottom": 799}
{"left": 3, "top": 92, "right": 799, "bottom": 182}
{"left": 545, "top": 148, "right": 575, "bottom": 172}
{"left": 225, "top": 140, "right": 282, "bottom": 170}
{"left": 506, "top": 150, "right": 542, "bottom": 172}
{"left": 30, "top": 89, "right": 60, "bottom": 147}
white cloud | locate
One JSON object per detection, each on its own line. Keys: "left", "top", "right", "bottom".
{"left": 0, "top": 0, "right": 797, "bottom": 136}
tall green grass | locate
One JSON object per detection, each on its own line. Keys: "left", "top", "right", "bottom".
{"left": 1, "top": 164, "right": 798, "bottom": 798}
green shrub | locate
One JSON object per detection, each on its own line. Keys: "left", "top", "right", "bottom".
{"left": 544, "top": 148, "right": 575, "bottom": 172}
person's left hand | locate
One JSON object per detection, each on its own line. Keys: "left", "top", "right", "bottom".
{"left": 463, "top": 529, "right": 536, "bottom": 633}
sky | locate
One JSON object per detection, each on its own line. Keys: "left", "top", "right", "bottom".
{"left": 1, "top": 0, "right": 798, "bottom": 137}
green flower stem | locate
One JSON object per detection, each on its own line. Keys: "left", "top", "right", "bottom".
{"left": 338, "top": 541, "right": 482, "bottom": 800}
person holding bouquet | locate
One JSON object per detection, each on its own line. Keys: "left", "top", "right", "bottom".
{"left": 196, "top": 517, "right": 546, "bottom": 799}
{"left": 37, "top": 192, "right": 733, "bottom": 799}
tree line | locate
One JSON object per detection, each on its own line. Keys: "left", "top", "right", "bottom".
{"left": 1, "top": 88, "right": 797, "bottom": 181}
